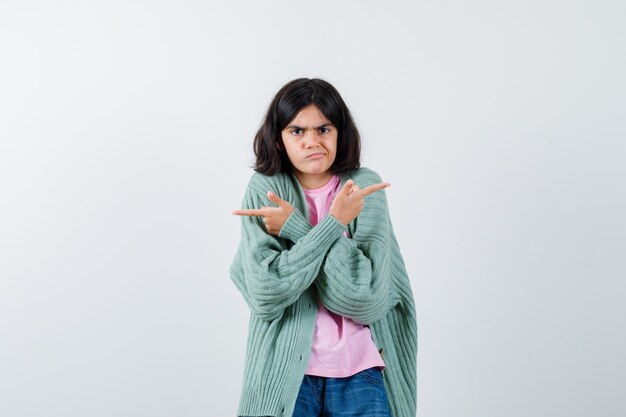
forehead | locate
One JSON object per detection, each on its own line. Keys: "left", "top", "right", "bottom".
{"left": 288, "top": 104, "right": 331, "bottom": 126}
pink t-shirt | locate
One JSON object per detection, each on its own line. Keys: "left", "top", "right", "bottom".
{"left": 302, "top": 175, "right": 385, "bottom": 377}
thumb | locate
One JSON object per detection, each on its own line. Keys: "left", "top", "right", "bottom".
{"left": 267, "top": 191, "right": 289, "bottom": 209}
{"left": 338, "top": 179, "right": 354, "bottom": 197}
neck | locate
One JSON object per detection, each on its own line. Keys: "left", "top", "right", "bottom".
{"left": 294, "top": 171, "right": 333, "bottom": 190}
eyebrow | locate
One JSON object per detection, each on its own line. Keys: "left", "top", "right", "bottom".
{"left": 285, "top": 123, "right": 333, "bottom": 130}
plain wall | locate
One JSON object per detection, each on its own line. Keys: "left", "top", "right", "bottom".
{"left": 1, "top": 0, "right": 625, "bottom": 416}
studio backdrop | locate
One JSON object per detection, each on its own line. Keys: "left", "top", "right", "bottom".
{"left": 1, "top": 1, "right": 625, "bottom": 416}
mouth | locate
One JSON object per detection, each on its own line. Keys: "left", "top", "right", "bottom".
{"left": 306, "top": 152, "right": 326, "bottom": 159}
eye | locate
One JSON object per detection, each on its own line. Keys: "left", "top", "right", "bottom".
{"left": 319, "top": 126, "right": 331, "bottom": 134}
{"left": 290, "top": 128, "right": 303, "bottom": 136}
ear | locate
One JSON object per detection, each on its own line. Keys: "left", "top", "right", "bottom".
{"left": 276, "top": 141, "right": 283, "bottom": 150}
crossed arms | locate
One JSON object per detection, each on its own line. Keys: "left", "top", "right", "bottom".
{"left": 230, "top": 174, "right": 397, "bottom": 324}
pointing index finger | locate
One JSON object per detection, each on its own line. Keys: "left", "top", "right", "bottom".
{"left": 360, "top": 182, "right": 391, "bottom": 197}
{"left": 232, "top": 208, "right": 269, "bottom": 217}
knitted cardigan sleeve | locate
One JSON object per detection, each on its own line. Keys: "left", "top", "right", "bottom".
{"left": 230, "top": 173, "right": 347, "bottom": 321}
{"left": 278, "top": 168, "right": 399, "bottom": 325}
{"left": 318, "top": 172, "right": 398, "bottom": 325}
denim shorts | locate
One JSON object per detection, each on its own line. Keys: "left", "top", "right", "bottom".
{"left": 292, "top": 367, "right": 392, "bottom": 417}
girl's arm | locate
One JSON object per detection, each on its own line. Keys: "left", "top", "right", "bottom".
{"left": 316, "top": 182, "right": 398, "bottom": 325}
{"left": 277, "top": 171, "right": 400, "bottom": 325}
{"left": 230, "top": 174, "right": 347, "bottom": 321}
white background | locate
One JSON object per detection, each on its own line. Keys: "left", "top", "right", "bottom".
{"left": 1, "top": 1, "right": 625, "bottom": 416}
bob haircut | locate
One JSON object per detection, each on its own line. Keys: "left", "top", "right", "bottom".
{"left": 253, "top": 78, "right": 361, "bottom": 176}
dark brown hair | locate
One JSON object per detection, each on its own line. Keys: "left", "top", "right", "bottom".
{"left": 253, "top": 78, "right": 361, "bottom": 175}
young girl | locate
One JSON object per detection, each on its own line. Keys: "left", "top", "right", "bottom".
{"left": 231, "top": 78, "right": 417, "bottom": 417}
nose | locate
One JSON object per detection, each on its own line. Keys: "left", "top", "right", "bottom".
{"left": 302, "top": 129, "right": 321, "bottom": 148}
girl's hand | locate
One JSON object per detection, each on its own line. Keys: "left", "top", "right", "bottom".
{"left": 233, "top": 191, "right": 294, "bottom": 236}
{"left": 329, "top": 179, "right": 390, "bottom": 226}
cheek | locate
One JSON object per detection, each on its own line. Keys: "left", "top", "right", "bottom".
{"left": 282, "top": 142, "right": 301, "bottom": 163}
{"left": 328, "top": 136, "right": 338, "bottom": 154}
{"left": 327, "top": 139, "right": 338, "bottom": 162}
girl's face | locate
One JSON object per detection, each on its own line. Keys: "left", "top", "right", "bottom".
{"left": 281, "top": 104, "right": 338, "bottom": 189}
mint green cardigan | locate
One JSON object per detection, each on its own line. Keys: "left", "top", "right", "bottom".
{"left": 230, "top": 167, "right": 417, "bottom": 417}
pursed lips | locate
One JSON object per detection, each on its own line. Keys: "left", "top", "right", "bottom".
{"left": 306, "top": 151, "right": 326, "bottom": 158}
